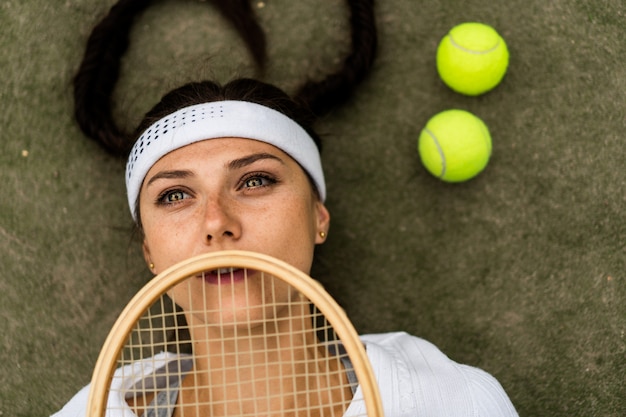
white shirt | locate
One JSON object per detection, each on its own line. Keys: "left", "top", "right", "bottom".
{"left": 360, "top": 332, "right": 517, "bottom": 416}
{"left": 51, "top": 332, "right": 517, "bottom": 417}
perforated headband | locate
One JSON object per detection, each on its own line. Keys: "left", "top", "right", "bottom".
{"left": 125, "top": 101, "right": 326, "bottom": 221}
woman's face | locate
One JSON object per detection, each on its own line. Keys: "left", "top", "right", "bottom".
{"left": 139, "top": 137, "right": 330, "bottom": 276}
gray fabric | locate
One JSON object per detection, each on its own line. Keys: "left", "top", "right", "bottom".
{"left": 143, "top": 379, "right": 180, "bottom": 417}
{"left": 136, "top": 357, "right": 193, "bottom": 417}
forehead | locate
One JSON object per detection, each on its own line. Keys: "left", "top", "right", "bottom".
{"left": 147, "top": 137, "right": 293, "bottom": 171}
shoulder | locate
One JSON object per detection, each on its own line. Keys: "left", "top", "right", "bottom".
{"left": 360, "top": 332, "right": 518, "bottom": 417}
{"left": 49, "top": 385, "right": 90, "bottom": 417}
{"left": 50, "top": 352, "right": 189, "bottom": 417}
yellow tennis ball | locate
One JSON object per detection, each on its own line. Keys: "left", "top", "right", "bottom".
{"left": 436, "top": 22, "right": 509, "bottom": 95}
{"left": 418, "top": 109, "right": 492, "bottom": 182}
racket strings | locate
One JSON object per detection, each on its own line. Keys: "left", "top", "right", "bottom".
{"left": 109, "top": 267, "right": 364, "bottom": 417}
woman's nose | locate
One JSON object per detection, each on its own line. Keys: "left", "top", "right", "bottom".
{"left": 203, "top": 198, "right": 241, "bottom": 244}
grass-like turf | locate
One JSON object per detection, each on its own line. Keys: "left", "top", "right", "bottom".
{"left": 1, "top": 0, "right": 625, "bottom": 415}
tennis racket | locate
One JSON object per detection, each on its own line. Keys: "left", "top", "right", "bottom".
{"left": 87, "top": 250, "right": 383, "bottom": 417}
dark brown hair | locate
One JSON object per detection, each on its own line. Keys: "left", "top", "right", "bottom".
{"left": 73, "top": 0, "right": 377, "bottom": 156}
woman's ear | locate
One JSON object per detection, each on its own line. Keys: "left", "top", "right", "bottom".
{"left": 315, "top": 202, "right": 331, "bottom": 244}
{"left": 142, "top": 240, "right": 155, "bottom": 273}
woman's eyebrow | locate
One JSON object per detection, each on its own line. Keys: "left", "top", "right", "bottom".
{"left": 146, "top": 170, "right": 194, "bottom": 187}
{"left": 145, "top": 153, "right": 284, "bottom": 187}
{"left": 228, "top": 152, "right": 285, "bottom": 170}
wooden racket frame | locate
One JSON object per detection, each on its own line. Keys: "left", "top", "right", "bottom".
{"left": 87, "top": 250, "right": 384, "bottom": 417}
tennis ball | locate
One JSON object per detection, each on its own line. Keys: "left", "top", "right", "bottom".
{"left": 436, "top": 22, "right": 509, "bottom": 95}
{"left": 418, "top": 109, "right": 492, "bottom": 182}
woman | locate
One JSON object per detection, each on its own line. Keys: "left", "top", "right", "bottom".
{"left": 53, "top": 1, "right": 518, "bottom": 416}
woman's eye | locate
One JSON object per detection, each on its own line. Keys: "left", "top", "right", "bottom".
{"left": 245, "top": 177, "right": 265, "bottom": 187}
{"left": 243, "top": 174, "right": 276, "bottom": 189}
{"left": 158, "top": 190, "right": 190, "bottom": 204}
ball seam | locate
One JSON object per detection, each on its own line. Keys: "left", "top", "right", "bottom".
{"left": 424, "top": 127, "right": 446, "bottom": 179}
{"left": 448, "top": 35, "right": 501, "bottom": 55}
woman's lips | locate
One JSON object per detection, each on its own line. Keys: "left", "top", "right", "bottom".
{"left": 197, "top": 268, "right": 254, "bottom": 285}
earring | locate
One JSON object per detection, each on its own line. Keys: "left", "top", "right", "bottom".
{"left": 149, "top": 263, "right": 155, "bottom": 270}
{"left": 319, "top": 231, "right": 326, "bottom": 238}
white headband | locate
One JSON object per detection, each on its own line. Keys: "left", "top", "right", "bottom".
{"left": 125, "top": 100, "right": 326, "bottom": 220}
